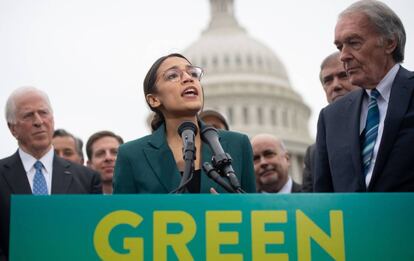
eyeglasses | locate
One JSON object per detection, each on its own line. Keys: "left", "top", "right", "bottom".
{"left": 161, "top": 65, "right": 204, "bottom": 82}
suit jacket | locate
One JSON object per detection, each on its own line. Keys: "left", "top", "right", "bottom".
{"left": 0, "top": 152, "right": 102, "bottom": 260}
{"left": 113, "top": 122, "right": 256, "bottom": 194}
{"left": 302, "top": 144, "right": 316, "bottom": 192}
{"left": 314, "top": 66, "right": 414, "bottom": 192}
{"left": 291, "top": 180, "right": 302, "bottom": 193}
{"left": 259, "top": 179, "right": 301, "bottom": 193}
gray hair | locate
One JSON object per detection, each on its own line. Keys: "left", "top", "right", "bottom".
{"left": 339, "top": 0, "right": 406, "bottom": 63}
{"left": 5, "top": 86, "right": 53, "bottom": 124}
{"left": 319, "top": 51, "right": 341, "bottom": 83}
{"left": 251, "top": 133, "right": 288, "bottom": 153}
{"left": 53, "top": 128, "right": 84, "bottom": 160}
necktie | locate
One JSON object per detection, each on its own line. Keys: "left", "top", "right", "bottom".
{"left": 361, "top": 89, "right": 380, "bottom": 176}
{"left": 33, "top": 160, "right": 48, "bottom": 195}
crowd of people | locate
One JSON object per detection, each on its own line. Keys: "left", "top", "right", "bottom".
{"left": 1, "top": 0, "right": 413, "bottom": 259}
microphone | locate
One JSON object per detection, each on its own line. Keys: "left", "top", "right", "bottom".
{"left": 175, "top": 121, "right": 198, "bottom": 193}
{"left": 200, "top": 126, "right": 225, "bottom": 156}
{"left": 203, "top": 162, "right": 236, "bottom": 193}
{"left": 178, "top": 121, "right": 198, "bottom": 159}
{"left": 201, "top": 126, "right": 243, "bottom": 192}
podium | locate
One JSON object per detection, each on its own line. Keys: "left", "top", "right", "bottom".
{"left": 10, "top": 193, "right": 414, "bottom": 260}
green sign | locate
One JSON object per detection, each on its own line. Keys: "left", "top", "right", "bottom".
{"left": 10, "top": 193, "right": 414, "bottom": 260}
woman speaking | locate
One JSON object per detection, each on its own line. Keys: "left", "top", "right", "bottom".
{"left": 113, "top": 53, "right": 255, "bottom": 193}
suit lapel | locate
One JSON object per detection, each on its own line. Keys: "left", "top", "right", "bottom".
{"left": 345, "top": 89, "right": 365, "bottom": 184}
{"left": 2, "top": 151, "right": 32, "bottom": 194}
{"left": 143, "top": 121, "right": 231, "bottom": 193}
{"left": 51, "top": 156, "right": 73, "bottom": 194}
{"left": 370, "top": 67, "right": 414, "bottom": 189}
{"left": 144, "top": 125, "right": 181, "bottom": 193}
{"left": 291, "top": 181, "right": 301, "bottom": 193}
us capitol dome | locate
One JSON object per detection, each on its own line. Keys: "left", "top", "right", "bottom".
{"left": 183, "top": 0, "right": 313, "bottom": 182}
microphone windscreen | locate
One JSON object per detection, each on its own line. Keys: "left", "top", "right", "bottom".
{"left": 178, "top": 121, "right": 198, "bottom": 136}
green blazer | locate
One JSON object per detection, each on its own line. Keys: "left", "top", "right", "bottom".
{"left": 113, "top": 123, "right": 256, "bottom": 193}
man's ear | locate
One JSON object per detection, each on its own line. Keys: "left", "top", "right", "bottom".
{"left": 285, "top": 152, "right": 291, "bottom": 163}
{"left": 384, "top": 36, "right": 397, "bottom": 55}
{"left": 146, "top": 94, "right": 161, "bottom": 109}
{"left": 8, "top": 122, "right": 18, "bottom": 139}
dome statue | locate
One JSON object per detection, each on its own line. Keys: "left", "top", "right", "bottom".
{"left": 183, "top": 0, "right": 312, "bottom": 183}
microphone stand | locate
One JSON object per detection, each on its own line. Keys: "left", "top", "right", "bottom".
{"left": 210, "top": 152, "right": 246, "bottom": 193}
{"left": 172, "top": 121, "right": 198, "bottom": 194}
{"left": 203, "top": 162, "right": 236, "bottom": 193}
{"left": 200, "top": 126, "right": 245, "bottom": 193}
{"left": 176, "top": 138, "right": 196, "bottom": 194}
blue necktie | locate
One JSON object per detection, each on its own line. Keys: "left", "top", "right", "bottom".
{"left": 33, "top": 160, "right": 48, "bottom": 195}
{"left": 361, "top": 89, "right": 380, "bottom": 176}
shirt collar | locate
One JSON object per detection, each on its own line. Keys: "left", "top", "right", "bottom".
{"left": 366, "top": 63, "right": 399, "bottom": 103}
{"left": 19, "top": 147, "right": 54, "bottom": 174}
{"left": 278, "top": 176, "right": 293, "bottom": 194}
{"left": 259, "top": 177, "right": 293, "bottom": 194}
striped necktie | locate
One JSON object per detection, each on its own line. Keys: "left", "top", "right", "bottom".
{"left": 33, "top": 160, "right": 48, "bottom": 195}
{"left": 361, "top": 89, "right": 380, "bottom": 176}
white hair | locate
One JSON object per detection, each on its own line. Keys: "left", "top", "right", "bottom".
{"left": 339, "top": 0, "right": 406, "bottom": 63}
{"left": 5, "top": 86, "right": 53, "bottom": 124}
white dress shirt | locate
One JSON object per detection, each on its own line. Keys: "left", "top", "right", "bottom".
{"left": 278, "top": 176, "right": 293, "bottom": 194}
{"left": 19, "top": 147, "right": 54, "bottom": 195}
{"left": 359, "top": 64, "right": 400, "bottom": 187}
{"left": 259, "top": 176, "right": 294, "bottom": 194}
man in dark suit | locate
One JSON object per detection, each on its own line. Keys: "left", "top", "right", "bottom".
{"left": 251, "top": 134, "right": 301, "bottom": 193}
{"left": 314, "top": 0, "right": 414, "bottom": 192}
{"left": 302, "top": 51, "right": 358, "bottom": 192}
{"left": 0, "top": 87, "right": 102, "bottom": 260}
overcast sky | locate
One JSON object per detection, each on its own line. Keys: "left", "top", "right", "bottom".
{"left": 1, "top": 0, "right": 413, "bottom": 158}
